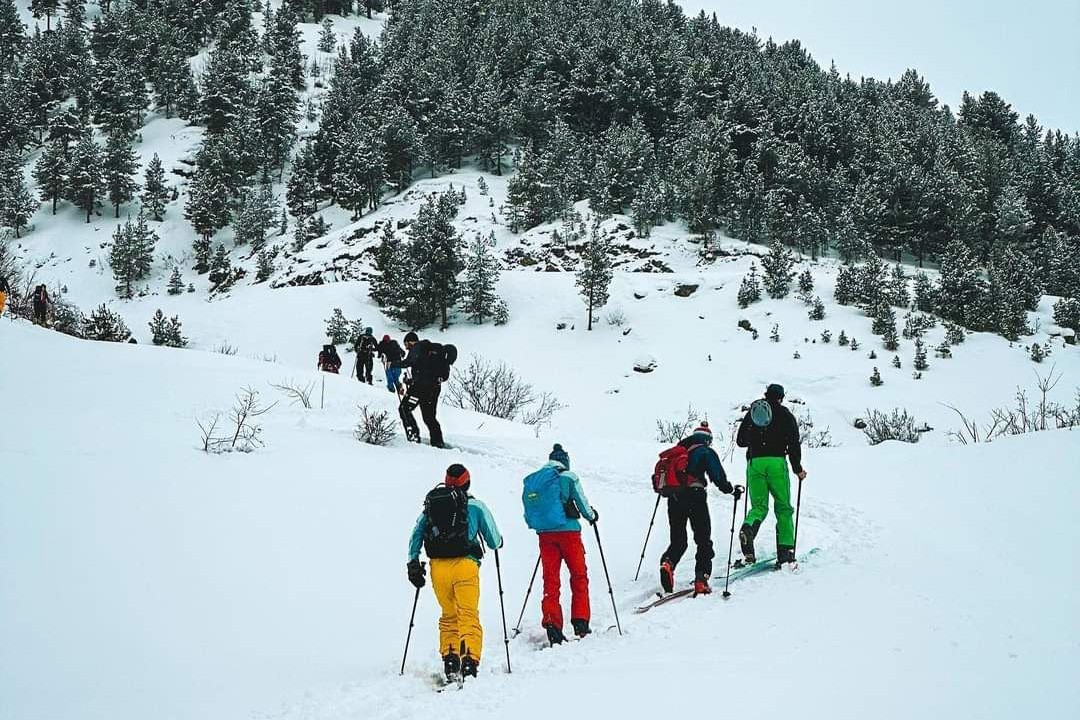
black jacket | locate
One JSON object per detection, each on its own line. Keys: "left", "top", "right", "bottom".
{"left": 679, "top": 434, "right": 733, "bottom": 493}
{"left": 356, "top": 334, "right": 378, "bottom": 356}
{"left": 394, "top": 340, "right": 445, "bottom": 386}
{"left": 377, "top": 338, "right": 404, "bottom": 364}
{"left": 736, "top": 400, "right": 804, "bottom": 473}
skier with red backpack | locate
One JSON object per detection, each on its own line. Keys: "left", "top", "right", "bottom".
{"left": 317, "top": 342, "right": 342, "bottom": 373}
{"left": 407, "top": 464, "right": 503, "bottom": 684}
{"left": 653, "top": 422, "right": 739, "bottom": 595}
{"left": 522, "top": 444, "right": 598, "bottom": 645}
{"left": 392, "top": 331, "right": 457, "bottom": 448}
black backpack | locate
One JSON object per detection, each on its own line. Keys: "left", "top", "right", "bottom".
{"left": 422, "top": 485, "right": 474, "bottom": 558}
{"left": 424, "top": 342, "right": 458, "bottom": 382}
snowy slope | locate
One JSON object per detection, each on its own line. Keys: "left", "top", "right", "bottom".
{"left": 2, "top": 318, "right": 1078, "bottom": 720}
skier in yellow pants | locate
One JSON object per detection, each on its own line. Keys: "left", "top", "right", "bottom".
{"left": 407, "top": 464, "right": 503, "bottom": 682}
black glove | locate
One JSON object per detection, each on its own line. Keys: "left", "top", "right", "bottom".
{"left": 588, "top": 507, "right": 599, "bottom": 525}
{"left": 732, "top": 485, "right": 745, "bottom": 502}
{"left": 407, "top": 559, "right": 426, "bottom": 588}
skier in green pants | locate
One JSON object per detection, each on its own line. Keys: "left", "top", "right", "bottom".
{"left": 736, "top": 384, "right": 807, "bottom": 568}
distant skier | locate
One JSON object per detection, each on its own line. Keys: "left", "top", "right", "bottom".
{"left": 0, "top": 274, "right": 8, "bottom": 316}
{"left": 522, "top": 444, "right": 598, "bottom": 645}
{"left": 354, "top": 327, "right": 378, "bottom": 384}
{"left": 407, "top": 464, "right": 503, "bottom": 684}
{"left": 392, "top": 331, "right": 456, "bottom": 448}
{"left": 317, "top": 342, "right": 342, "bottom": 374}
{"left": 737, "top": 384, "right": 806, "bottom": 568}
{"left": 31, "top": 284, "right": 49, "bottom": 326}
{"left": 377, "top": 333, "right": 405, "bottom": 396}
{"left": 657, "top": 422, "right": 735, "bottom": 596}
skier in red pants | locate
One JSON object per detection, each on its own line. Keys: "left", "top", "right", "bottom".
{"left": 522, "top": 444, "right": 598, "bottom": 645}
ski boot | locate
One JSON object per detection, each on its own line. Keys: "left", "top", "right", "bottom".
{"left": 571, "top": 619, "right": 591, "bottom": 638}
{"left": 442, "top": 653, "right": 460, "bottom": 683}
{"left": 693, "top": 574, "right": 712, "bottom": 596}
{"left": 659, "top": 559, "right": 675, "bottom": 594}
{"left": 738, "top": 521, "right": 760, "bottom": 567}
{"left": 774, "top": 545, "right": 796, "bottom": 571}
{"left": 544, "top": 623, "right": 567, "bottom": 646}
{"left": 461, "top": 653, "right": 478, "bottom": 678}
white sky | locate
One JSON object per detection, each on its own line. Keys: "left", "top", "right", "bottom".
{"left": 680, "top": 0, "right": 1080, "bottom": 134}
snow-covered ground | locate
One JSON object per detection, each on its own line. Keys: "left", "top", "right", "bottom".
{"left": 5, "top": 5, "right": 1080, "bottom": 720}
{"left": 2, "top": 317, "right": 1078, "bottom": 720}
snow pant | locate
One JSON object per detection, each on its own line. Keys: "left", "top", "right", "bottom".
{"left": 385, "top": 366, "right": 402, "bottom": 393}
{"left": 741, "top": 456, "right": 795, "bottom": 550}
{"left": 430, "top": 557, "right": 483, "bottom": 661}
{"left": 0, "top": 291, "right": 6, "bottom": 315}
{"left": 399, "top": 382, "right": 443, "bottom": 446}
{"left": 538, "top": 530, "right": 590, "bottom": 629}
{"left": 661, "top": 487, "right": 714, "bottom": 577}
{"left": 358, "top": 353, "right": 374, "bottom": 383}
{"left": 32, "top": 301, "right": 46, "bottom": 325}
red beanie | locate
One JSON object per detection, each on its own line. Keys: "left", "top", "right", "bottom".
{"left": 445, "top": 464, "right": 471, "bottom": 488}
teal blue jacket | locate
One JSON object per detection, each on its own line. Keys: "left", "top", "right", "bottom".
{"left": 408, "top": 496, "right": 503, "bottom": 565}
{"left": 535, "top": 461, "right": 597, "bottom": 533}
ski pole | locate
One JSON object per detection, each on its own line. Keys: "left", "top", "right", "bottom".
{"left": 633, "top": 495, "right": 661, "bottom": 582}
{"left": 793, "top": 474, "right": 804, "bottom": 558}
{"left": 722, "top": 487, "right": 743, "bottom": 599}
{"left": 512, "top": 554, "right": 541, "bottom": 637}
{"left": 493, "top": 548, "right": 512, "bottom": 673}
{"left": 399, "top": 585, "right": 421, "bottom": 676}
{"left": 592, "top": 522, "right": 622, "bottom": 636}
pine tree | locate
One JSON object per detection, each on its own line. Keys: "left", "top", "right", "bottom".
{"left": 412, "top": 194, "right": 464, "bottom": 329}
{"left": 770, "top": 324, "right": 780, "bottom": 342}
{"left": 576, "top": 221, "right": 614, "bottom": 331}
{"left": 882, "top": 319, "right": 900, "bottom": 352}
{"left": 141, "top": 153, "right": 168, "bottom": 221}
{"left": 167, "top": 267, "right": 184, "bottom": 295}
{"left": 834, "top": 264, "right": 861, "bottom": 306}
{"left": 870, "top": 367, "right": 883, "bottom": 386}
{"left": 808, "top": 296, "right": 826, "bottom": 320}
{"left": 317, "top": 17, "right": 335, "bottom": 53}
{"left": 913, "top": 271, "right": 936, "bottom": 312}
{"left": 369, "top": 222, "right": 427, "bottom": 326}
{"left": 67, "top": 133, "right": 103, "bottom": 222}
{"left": 798, "top": 268, "right": 814, "bottom": 294}
{"left": 462, "top": 232, "right": 499, "bottom": 324}
{"left": 1029, "top": 343, "right": 1046, "bottom": 363}
{"left": 838, "top": 330, "right": 849, "bottom": 346}
{"left": 185, "top": 143, "right": 232, "bottom": 240}
{"left": 325, "top": 308, "right": 351, "bottom": 344}
{"left": 936, "top": 239, "right": 984, "bottom": 327}
{"left": 0, "top": 152, "right": 36, "bottom": 237}
{"left": 913, "top": 338, "right": 929, "bottom": 371}
{"left": 256, "top": 247, "right": 275, "bottom": 282}
{"left": 1053, "top": 298, "right": 1080, "bottom": 332}
{"left": 104, "top": 130, "right": 139, "bottom": 218}
{"left": 887, "top": 264, "right": 910, "bottom": 307}
{"left": 209, "top": 244, "right": 231, "bottom": 286}
{"left": 85, "top": 304, "right": 131, "bottom": 342}
{"left": 761, "top": 241, "right": 795, "bottom": 298}
{"left": 0, "top": 0, "right": 25, "bottom": 72}
{"left": 193, "top": 237, "right": 212, "bottom": 274}
{"left": 149, "top": 309, "right": 187, "bottom": 348}
{"left": 737, "top": 264, "right": 762, "bottom": 308}
{"left": 286, "top": 142, "right": 318, "bottom": 218}
{"left": 109, "top": 217, "right": 154, "bottom": 298}
{"left": 821, "top": 329, "right": 832, "bottom": 343}
{"left": 33, "top": 138, "right": 67, "bottom": 214}
{"left": 233, "top": 183, "right": 275, "bottom": 250}
{"left": 334, "top": 120, "right": 383, "bottom": 219}
{"left": 892, "top": 355, "right": 901, "bottom": 369}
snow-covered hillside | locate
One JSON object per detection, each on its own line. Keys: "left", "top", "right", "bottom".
{"left": 2, "top": 317, "right": 1079, "bottom": 720}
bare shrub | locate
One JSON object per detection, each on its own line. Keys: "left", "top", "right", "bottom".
{"left": 197, "top": 387, "right": 277, "bottom": 453}
{"left": 655, "top": 404, "right": 698, "bottom": 443}
{"left": 355, "top": 404, "right": 396, "bottom": 446}
{"left": 795, "top": 408, "right": 835, "bottom": 448}
{"left": 944, "top": 366, "right": 1080, "bottom": 443}
{"left": 604, "top": 308, "right": 627, "bottom": 326}
{"left": 445, "top": 355, "right": 563, "bottom": 426}
{"left": 215, "top": 342, "right": 238, "bottom": 355}
{"left": 270, "top": 379, "right": 314, "bottom": 409}
{"left": 863, "top": 408, "right": 921, "bottom": 445}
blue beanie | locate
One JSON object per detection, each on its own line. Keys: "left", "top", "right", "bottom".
{"left": 549, "top": 443, "right": 570, "bottom": 469}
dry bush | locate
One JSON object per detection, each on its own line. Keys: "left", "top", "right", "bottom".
{"left": 270, "top": 379, "right": 314, "bottom": 409}
{"left": 197, "top": 387, "right": 277, "bottom": 453}
{"left": 946, "top": 367, "right": 1080, "bottom": 443}
{"left": 445, "top": 355, "right": 564, "bottom": 427}
{"left": 355, "top": 404, "right": 396, "bottom": 446}
{"left": 863, "top": 408, "right": 921, "bottom": 445}
{"left": 655, "top": 404, "right": 699, "bottom": 443}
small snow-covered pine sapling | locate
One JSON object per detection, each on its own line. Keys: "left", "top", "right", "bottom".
{"left": 883, "top": 321, "right": 900, "bottom": 352}
{"left": 793, "top": 350, "right": 801, "bottom": 360}
{"left": 912, "top": 371, "right": 923, "bottom": 380}
{"left": 477, "top": 176, "right": 489, "bottom": 195}
{"left": 737, "top": 264, "right": 762, "bottom": 308}
{"left": 317, "top": 17, "right": 335, "bottom": 53}
{"left": 870, "top": 367, "right": 883, "bottom": 386}
{"left": 868, "top": 349, "right": 877, "bottom": 359}
{"left": 850, "top": 338, "right": 860, "bottom": 351}
{"left": 838, "top": 330, "right": 849, "bottom": 346}
{"left": 913, "top": 338, "right": 929, "bottom": 371}
{"left": 798, "top": 268, "right": 814, "bottom": 294}
{"left": 892, "top": 355, "right": 901, "bottom": 369}
{"left": 167, "top": 267, "right": 184, "bottom": 295}
{"left": 821, "top": 329, "right": 832, "bottom": 343}
{"left": 325, "top": 308, "right": 351, "bottom": 344}
{"left": 808, "top": 296, "right": 825, "bottom": 320}
{"left": 935, "top": 341, "right": 952, "bottom": 358}
{"left": 1030, "top": 343, "right": 1046, "bottom": 363}
{"left": 944, "top": 322, "right": 965, "bottom": 345}
{"left": 770, "top": 324, "right": 781, "bottom": 342}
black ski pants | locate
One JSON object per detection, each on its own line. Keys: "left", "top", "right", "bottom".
{"left": 358, "top": 353, "right": 374, "bottom": 383}
{"left": 399, "top": 382, "right": 444, "bottom": 447}
{"left": 661, "top": 487, "right": 714, "bottom": 577}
